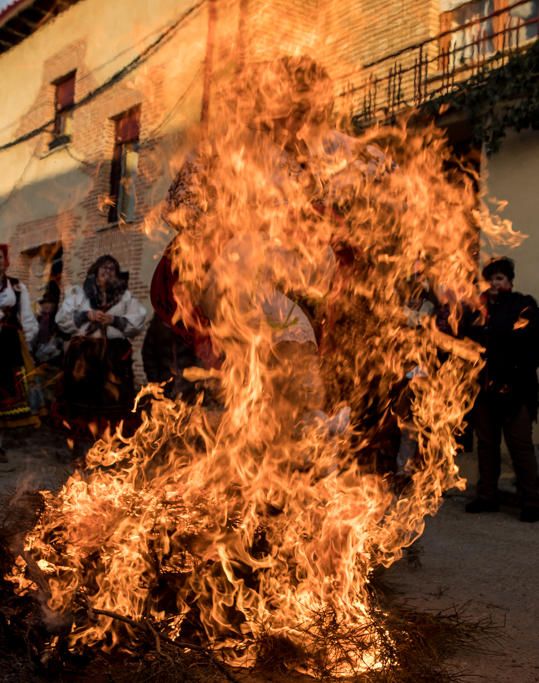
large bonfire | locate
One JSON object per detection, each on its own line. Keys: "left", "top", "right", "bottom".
{"left": 9, "top": 55, "right": 520, "bottom": 676}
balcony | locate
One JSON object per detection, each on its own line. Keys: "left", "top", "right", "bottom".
{"left": 346, "top": 0, "right": 539, "bottom": 127}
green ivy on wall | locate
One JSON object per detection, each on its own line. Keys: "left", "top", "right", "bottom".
{"left": 425, "top": 40, "right": 539, "bottom": 154}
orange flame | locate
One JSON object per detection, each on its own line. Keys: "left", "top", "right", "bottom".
{"left": 10, "top": 55, "right": 522, "bottom": 675}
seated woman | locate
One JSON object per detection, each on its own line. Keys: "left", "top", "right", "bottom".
{"left": 55, "top": 255, "right": 146, "bottom": 450}
{"left": 0, "top": 244, "right": 39, "bottom": 461}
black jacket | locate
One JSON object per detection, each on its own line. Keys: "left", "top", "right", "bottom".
{"left": 464, "top": 290, "right": 539, "bottom": 417}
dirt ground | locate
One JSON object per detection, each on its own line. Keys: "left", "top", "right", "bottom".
{"left": 0, "top": 430, "right": 538, "bottom": 682}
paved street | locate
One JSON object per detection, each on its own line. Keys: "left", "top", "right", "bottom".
{"left": 387, "top": 452, "right": 539, "bottom": 683}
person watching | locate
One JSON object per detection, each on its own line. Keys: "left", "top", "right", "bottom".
{"left": 55, "top": 255, "right": 146, "bottom": 456}
{"left": 465, "top": 256, "right": 539, "bottom": 523}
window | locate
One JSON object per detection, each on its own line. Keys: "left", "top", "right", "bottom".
{"left": 108, "top": 107, "right": 140, "bottom": 224}
{"left": 508, "top": 0, "right": 539, "bottom": 43}
{"left": 440, "top": 1, "right": 539, "bottom": 67}
{"left": 441, "top": 1, "right": 496, "bottom": 64}
{"left": 23, "top": 243, "right": 63, "bottom": 307}
{"left": 51, "top": 71, "right": 75, "bottom": 149}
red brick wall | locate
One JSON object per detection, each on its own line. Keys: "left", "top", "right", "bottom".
{"left": 233, "top": 1, "right": 440, "bottom": 119}
{"left": 320, "top": 0, "right": 440, "bottom": 97}
{"left": 245, "top": 0, "right": 320, "bottom": 60}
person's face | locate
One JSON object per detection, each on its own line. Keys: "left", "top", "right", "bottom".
{"left": 97, "top": 262, "right": 116, "bottom": 287}
{"left": 488, "top": 272, "right": 512, "bottom": 295}
{"left": 0, "top": 251, "right": 6, "bottom": 274}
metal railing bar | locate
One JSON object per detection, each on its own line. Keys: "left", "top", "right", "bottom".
{"left": 354, "top": 0, "right": 537, "bottom": 71}
{"left": 338, "top": 17, "right": 538, "bottom": 99}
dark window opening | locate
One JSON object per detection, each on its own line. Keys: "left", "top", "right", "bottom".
{"left": 50, "top": 71, "right": 76, "bottom": 150}
{"left": 22, "top": 242, "right": 63, "bottom": 308}
{"left": 108, "top": 106, "right": 141, "bottom": 224}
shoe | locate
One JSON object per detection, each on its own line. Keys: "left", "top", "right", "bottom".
{"left": 465, "top": 498, "right": 499, "bottom": 513}
{"left": 520, "top": 507, "right": 539, "bottom": 523}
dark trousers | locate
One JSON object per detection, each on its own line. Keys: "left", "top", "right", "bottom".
{"left": 474, "top": 398, "right": 539, "bottom": 508}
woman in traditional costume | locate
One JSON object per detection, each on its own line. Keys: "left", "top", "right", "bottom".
{"left": 55, "top": 255, "right": 146, "bottom": 448}
{"left": 0, "top": 244, "right": 39, "bottom": 461}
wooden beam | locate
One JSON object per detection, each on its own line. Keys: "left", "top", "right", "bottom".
{"left": 10, "top": 16, "right": 35, "bottom": 33}
{"left": 19, "top": 7, "right": 46, "bottom": 27}
{"left": 31, "top": 0, "right": 56, "bottom": 21}
{"left": 37, "top": 0, "right": 58, "bottom": 11}
{"left": 25, "top": 7, "right": 49, "bottom": 22}
{"left": 2, "top": 24, "right": 27, "bottom": 39}
{"left": 0, "top": 0, "right": 35, "bottom": 28}
{"left": 0, "top": 0, "right": 78, "bottom": 40}
{"left": 17, "top": 14, "right": 41, "bottom": 30}
{"left": 54, "top": 0, "right": 71, "bottom": 12}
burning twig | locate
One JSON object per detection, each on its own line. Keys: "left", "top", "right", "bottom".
{"left": 6, "top": 53, "right": 522, "bottom": 677}
{"left": 87, "top": 606, "right": 241, "bottom": 683}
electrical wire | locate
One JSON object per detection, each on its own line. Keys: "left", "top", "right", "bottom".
{"left": 0, "top": 61, "right": 204, "bottom": 210}
{"left": 141, "top": 64, "right": 203, "bottom": 143}
{"left": 0, "top": 0, "right": 206, "bottom": 154}
{"left": 0, "top": 10, "right": 196, "bottom": 137}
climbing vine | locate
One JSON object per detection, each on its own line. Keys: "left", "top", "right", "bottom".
{"left": 425, "top": 40, "right": 539, "bottom": 154}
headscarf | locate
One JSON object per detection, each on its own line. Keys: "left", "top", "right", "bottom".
{"left": 83, "top": 254, "right": 126, "bottom": 310}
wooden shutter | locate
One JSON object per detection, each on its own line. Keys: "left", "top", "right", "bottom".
{"left": 115, "top": 107, "right": 141, "bottom": 143}
{"left": 55, "top": 72, "right": 75, "bottom": 111}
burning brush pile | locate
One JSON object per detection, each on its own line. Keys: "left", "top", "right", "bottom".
{"left": 4, "top": 56, "right": 519, "bottom": 678}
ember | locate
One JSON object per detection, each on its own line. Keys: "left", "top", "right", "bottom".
{"left": 8, "top": 54, "right": 521, "bottom": 677}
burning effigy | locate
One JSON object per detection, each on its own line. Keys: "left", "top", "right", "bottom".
{"left": 7, "top": 56, "right": 521, "bottom": 677}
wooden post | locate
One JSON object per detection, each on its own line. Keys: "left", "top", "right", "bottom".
{"left": 200, "top": 0, "right": 218, "bottom": 130}
{"left": 236, "top": 0, "right": 249, "bottom": 75}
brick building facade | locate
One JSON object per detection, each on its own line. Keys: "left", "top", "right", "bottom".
{"left": 1, "top": 0, "right": 538, "bottom": 380}
{"left": 0, "top": 0, "right": 210, "bottom": 378}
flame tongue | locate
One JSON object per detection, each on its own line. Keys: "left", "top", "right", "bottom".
{"left": 11, "top": 55, "right": 521, "bottom": 674}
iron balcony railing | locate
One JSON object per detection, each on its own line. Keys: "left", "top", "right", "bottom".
{"left": 344, "top": 0, "right": 539, "bottom": 126}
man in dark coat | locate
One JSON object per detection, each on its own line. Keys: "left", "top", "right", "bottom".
{"left": 465, "top": 257, "right": 539, "bottom": 522}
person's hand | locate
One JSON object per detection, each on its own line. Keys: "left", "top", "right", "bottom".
{"left": 100, "top": 313, "right": 114, "bottom": 326}
{"left": 87, "top": 310, "right": 113, "bottom": 325}
{"left": 94, "top": 311, "right": 113, "bottom": 325}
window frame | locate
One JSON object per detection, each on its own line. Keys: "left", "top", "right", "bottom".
{"left": 50, "top": 70, "right": 76, "bottom": 150}
{"left": 439, "top": 0, "right": 539, "bottom": 68}
{"left": 108, "top": 106, "right": 141, "bottom": 225}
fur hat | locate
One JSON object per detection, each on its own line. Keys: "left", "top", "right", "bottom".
{"left": 481, "top": 256, "right": 515, "bottom": 282}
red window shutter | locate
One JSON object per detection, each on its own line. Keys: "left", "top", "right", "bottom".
{"left": 115, "top": 107, "right": 141, "bottom": 143}
{"left": 55, "top": 73, "right": 75, "bottom": 111}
